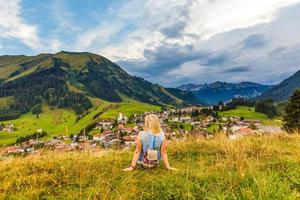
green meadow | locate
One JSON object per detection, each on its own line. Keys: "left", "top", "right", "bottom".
{"left": 100, "top": 101, "right": 161, "bottom": 119}
{"left": 219, "top": 106, "right": 268, "bottom": 120}
{"left": 219, "top": 106, "right": 283, "bottom": 127}
{"left": 0, "top": 100, "right": 160, "bottom": 145}
{"left": 0, "top": 134, "right": 299, "bottom": 199}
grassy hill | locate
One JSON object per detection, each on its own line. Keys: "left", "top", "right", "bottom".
{"left": 0, "top": 100, "right": 160, "bottom": 145}
{"left": 0, "top": 51, "right": 196, "bottom": 115}
{"left": 219, "top": 106, "right": 283, "bottom": 126}
{"left": 219, "top": 106, "right": 268, "bottom": 120}
{"left": 0, "top": 134, "right": 299, "bottom": 199}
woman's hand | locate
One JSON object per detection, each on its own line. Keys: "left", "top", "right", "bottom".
{"left": 122, "top": 166, "right": 135, "bottom": 172}
{"left": 167, "top": 167, "right": 178, "bottom": 171}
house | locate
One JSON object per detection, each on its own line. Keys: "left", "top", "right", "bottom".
{"left": 171, "top": 117, "right": 180, "bottom": 122}
{"left": 117, "top": 113, "right": 128, "bottom": 124}
{"left": 26, "top": 147, "right": 35, "bottom": 153}
{"left": 78, "top": 135, "right": 88, "bottom": 142}
{"left": 229, "top": 125, "right": 240, "bottom": 133}
{"left": 5, "top": 146, "right": 19, "bottom": 154}
{"left": 234, "top": 127, "right": 253, "bottom": 135}
{"left": 70, "top": 142, "right": 79, "bottom": 147}
{"left": 2, "top": 123, "right": 14, "bottom": 132}
{"left": 104, "top": 139, "right": 121, "bottom": 148}
{"left": 181, "top": 116, "right": 192, "bottom": 122}
{"left": 133, "top": 114, "right": 145, "bottom": 123}
{"left": 37, "top": 128, "right": 43, "bottom": 133}
{"left": 63, "top": 136, "right": 70, "bottom": 140}
{"left": 93, "top": 134, "right": 105, "bottom": 142}
{"left": 122, "top": 135, "right": 136, "bottom": 146}
{"left": 96, "top": 120, "right": 113, "bottom": 130}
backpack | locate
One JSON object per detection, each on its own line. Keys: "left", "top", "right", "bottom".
{"left": 142, "top": 134, "right": 159, "bottom": 168}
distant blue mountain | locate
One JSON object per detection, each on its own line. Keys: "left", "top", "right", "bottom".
{"left": 177, "top": 81, "right": 273, "bottom": 105}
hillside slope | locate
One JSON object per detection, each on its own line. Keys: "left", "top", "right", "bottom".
{"left": 0, "top": 51, "right": 196, "bottom": 117}
{"left": 259, "top": 69, "right": 300, "bottom": 101}
{"left": 0, "top": 134, "right": 299, "bottom": 199}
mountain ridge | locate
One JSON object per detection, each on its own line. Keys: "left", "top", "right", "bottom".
{"left": 258, "top": 69, "right": 300, "bottom": 101}
{"left": 177, "top": 81, "right": 273, "bottom": 105}
{"left": 0, "top": 51, "right": 197, "bottom": 119}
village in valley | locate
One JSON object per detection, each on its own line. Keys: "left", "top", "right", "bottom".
{"left": 0, "top": 99, "right": 284, "bottom": 157}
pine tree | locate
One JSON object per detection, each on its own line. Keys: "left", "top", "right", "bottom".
{"left": 283, "top": 89, "right": 300, "bottom": 133}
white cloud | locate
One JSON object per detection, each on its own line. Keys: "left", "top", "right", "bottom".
{"left": 187, "top": 0, "right": 300, "bottom": 40}
{"left": 0, "top": 0, "right": 41, "bottom": 49}
{"left": 76, "top": 0, "right": 187, "bottom": 60}
{"left": 76, "top": 0, "right": 300, "bottom": 62}
{"left": 168, "top": 60, "right": 205, "bottom": 78}
{"left": 49, "top": 38, "right": 62, "bottom": 52}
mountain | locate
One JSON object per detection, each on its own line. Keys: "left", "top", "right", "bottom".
{"left": 177, "top": 81, "right": 273, "bottom": 105}
{"left": 0, "top": 51, "right": 196, "bottom": 118}
{"left": 259, "top": 69, "right": 300, "bottom": 101}
{"left": 165, "top": 88, "right": 202, "bottom": 105}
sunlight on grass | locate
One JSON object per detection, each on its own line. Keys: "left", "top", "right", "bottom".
{"left": 219, "top": 106, "right": 268, "bottom": 120}
{"left": 0, "top": 134, "right": 299, "bottom": 199}
{"left": 100, "top": 102, "right": 161, "bottom": 119}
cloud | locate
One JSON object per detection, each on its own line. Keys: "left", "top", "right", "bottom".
{"left": 1, "top": 0, "right": 300, "bottom": 87}
{"left": 95, "top": 0, "right": 300, "bottom": 60}
{"left": 160, "top": 21, "right": 187, "bottom": 38}
{"left": 206, "top": 53, "right": 230, "bottom": 66}
{"left": 222, "top": 66, "right": 251, "bottom": 73}
{"left": 243, "top": 34, "right": 267, "bottom": 49}
{"left": 186, "top": 0, "right": 300, "bottom": 40}
{"left": 0, "top": 0, "right": 40, "bottom": 49}
{"left": 74, "top": 0, "right": 300, "bottom": 86}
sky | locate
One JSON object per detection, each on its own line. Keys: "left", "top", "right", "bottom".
{"left": 1, "top": 0, "right": 300, "bottom": 87}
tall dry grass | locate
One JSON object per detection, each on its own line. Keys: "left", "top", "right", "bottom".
{"left": 0, "top": 133, "right": 299, "bottom": 199}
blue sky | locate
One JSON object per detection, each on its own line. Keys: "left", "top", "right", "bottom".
{"left": 1, "top": 0, "right": 300, "bottom": 87}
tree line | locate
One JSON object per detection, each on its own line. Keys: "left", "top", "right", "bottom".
{"left": 16, "top": 132, "right": 48, "bottom": 143}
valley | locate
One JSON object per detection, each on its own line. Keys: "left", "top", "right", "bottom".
{"left": 0, "top": 99, "right": 160, "bottom": 145}
{"left": 1, "top": 1, "right": 300, "bottom": 199}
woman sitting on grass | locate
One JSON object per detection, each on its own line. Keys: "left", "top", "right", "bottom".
{"left": 123, "top": 114, "right": 177, "bottom": 171}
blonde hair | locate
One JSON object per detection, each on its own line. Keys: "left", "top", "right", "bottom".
{"left": 144, "top": 114, "right": 162, "bottom": 134}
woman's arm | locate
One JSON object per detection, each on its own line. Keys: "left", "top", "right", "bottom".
{"left": 123, "top": 134, "right": 142, "bottom": 171}
{"left": 161, "top": 140, "right": 178, "bottom": 171}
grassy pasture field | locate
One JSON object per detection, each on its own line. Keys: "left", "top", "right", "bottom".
{"left": 219, "top": 106, "right": 268, "bottom": 120}
{"left": 0, "top": 100, "right": 160, "bottom": 145}
{"left": 100, "top": 102, "right": 161, "bottom": 119}
{"left": 0, "top": 134, "right": 299, "bottom": 199}
{"left": 219, "top": 106, "right": 283, "bottom": 126}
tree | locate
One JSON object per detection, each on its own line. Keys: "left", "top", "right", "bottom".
{"left": 57, "top": 97, "right": 66, "bottom": 108}
{"left": 248, "top": 123, "right": 257, "bottom": 130}
{"left": 32, "top": 104, "right": 42, "bottom": 118}
{"left": 255, "top": 99, "right": 277, "bottom": 118}
{"left": 283, "top": 89, "right": 300, "bottom": 133}
{"left": 73, "top": 103, "right": 84, "bottom": 114}
{"left": 191, "top": 109, "right": 200, "bottom": 117}
{"left": 179, "top": 124, "right": 184, "bottom": 129}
